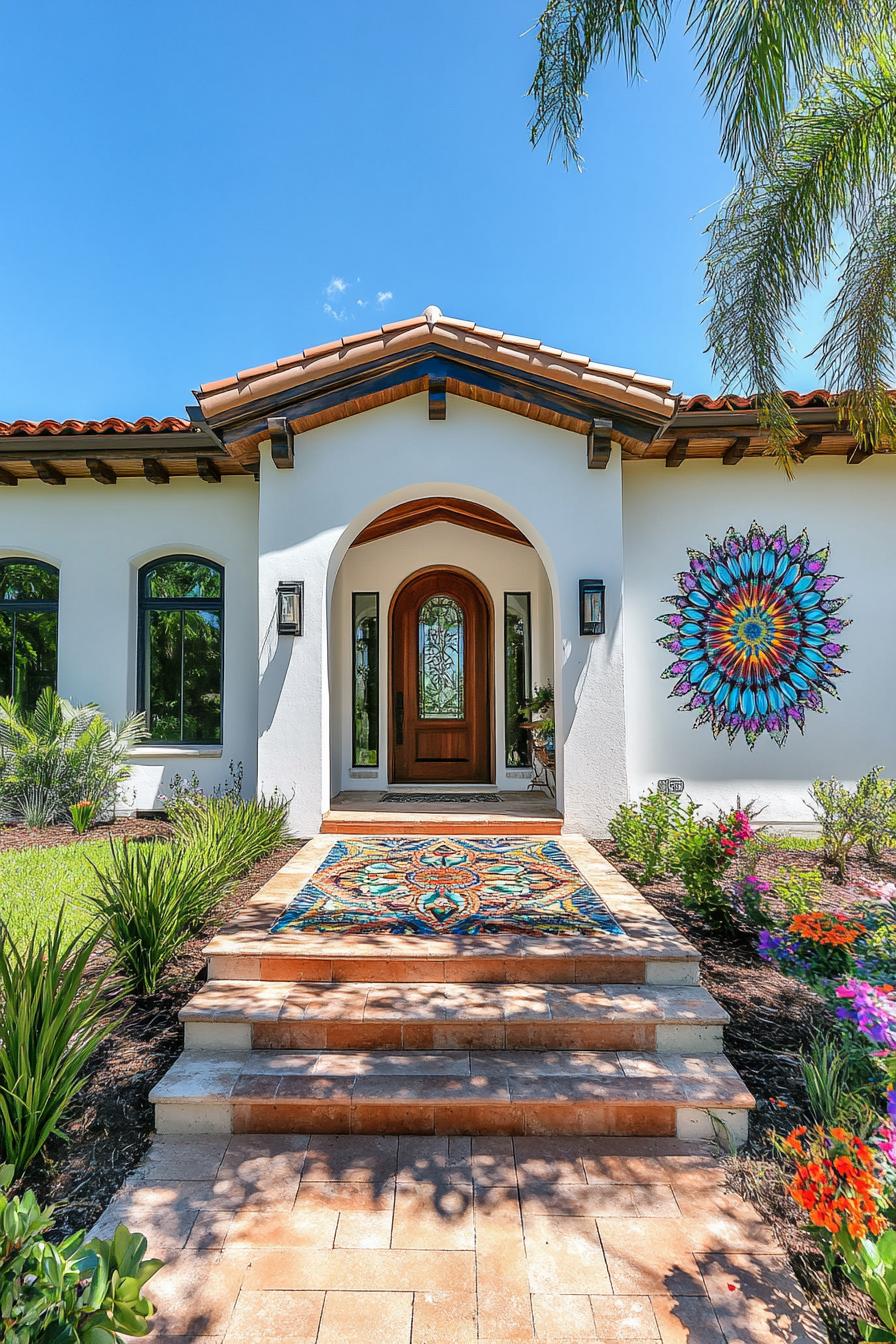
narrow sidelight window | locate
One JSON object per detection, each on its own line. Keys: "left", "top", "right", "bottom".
{"left": 352, "top": 592, "right": 379, "bottom": 766}
{"left": 504, "top": 592, "right": 532, "bottom": 767}
{"left": 0, "top": 558, "right": 59, "bottom": 709}
{"left": 138, "top": 556, "right": 223, "bottom": 745}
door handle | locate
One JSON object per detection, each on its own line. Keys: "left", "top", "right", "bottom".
{"left": 395, "top": 691, "right": 404, "bottom": 745}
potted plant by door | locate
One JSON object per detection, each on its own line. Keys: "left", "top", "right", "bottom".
{"left": 520, "top": 683, "right": 555, "bottom": 795}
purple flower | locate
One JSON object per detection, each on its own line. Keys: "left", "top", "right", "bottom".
{"left": 668, "top": 614, "right": 684, "bottom": 627}
{"left": 825, "top": 618, "right": 844, "bottom": 632}
{"left": 815, "top": 575, "right": 839, "bottom": 591}
{"left": 835, "top": 980, "right": 896, "bottom": 1050}
{"left": 682, "top": 575, "right": 696, "bottom": 591}
{"left": 821, "top": 643, "right": 842, "bottom": 657}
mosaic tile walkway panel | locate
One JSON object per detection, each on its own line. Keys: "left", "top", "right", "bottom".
{"left": 271, "top": 837, "right": 624, "bottom": 937}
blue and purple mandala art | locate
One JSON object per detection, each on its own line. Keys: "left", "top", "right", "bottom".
{"left": 658, "top": 522, "right": 850, "bottom": 747}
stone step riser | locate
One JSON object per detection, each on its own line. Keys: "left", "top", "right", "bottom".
{"left": 184, "top": 1020, "right": 724, "bottom": 1054}
{"left": 155, "top": 1097, "right": 749, "bottom": 1145}
{"left": 207, "top": 954, "right": 700, "bottom": 987}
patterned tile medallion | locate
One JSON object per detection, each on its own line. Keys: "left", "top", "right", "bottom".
{"left": 271, "top": 837, "right": 624, "bottom": 937}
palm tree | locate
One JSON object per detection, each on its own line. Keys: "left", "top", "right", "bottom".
{"left": 528, "top": 2, "right": 896, "bottom": 470}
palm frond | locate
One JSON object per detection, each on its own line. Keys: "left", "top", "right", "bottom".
{"left": 704, "top": 54, "right": 896, "bottom": 469}
{"left": 813, "top": 202, "right": 896, "bottom": 455}
{"left": 528, "top": 0, "right": 673, "bottom": 167}
{"left": 692, "top": 0, "right": 890, "bottom": 171}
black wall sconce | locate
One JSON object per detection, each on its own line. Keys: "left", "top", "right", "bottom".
{"left": 579, "top": 579, "right": 606, "bottom": 635}
{"left": 277, "top": 581, "right": 304, "bottom": 636}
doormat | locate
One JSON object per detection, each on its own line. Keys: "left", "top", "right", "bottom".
{"left": 380, "top": 792, "right": 502, "bottom": 804}
{"left": 271, "top": 836, "right": 624, "bottom": 938}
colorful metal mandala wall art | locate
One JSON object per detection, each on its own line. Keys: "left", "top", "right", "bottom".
{"left": 658, "top": 523, "right": 850, "bottom": 746}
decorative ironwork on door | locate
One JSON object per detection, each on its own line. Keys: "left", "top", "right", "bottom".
{"left": 418, "top": 595, "right": 465, "bottom": 718}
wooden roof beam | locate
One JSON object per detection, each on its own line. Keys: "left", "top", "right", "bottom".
{"left": 665, "top": 438, "right": 688, "bottom": 468}
{"left": 722, "top": 435, "right": 749, "bottom": 466}
{"left": 32, "top": 460, "right": 65, "bottom": 485}
{"left": 586, "top": 417, "right": 613, "bottom": 469}
{"left": 143, "top": 459, "right": 170, "bottom": 484}
{"left": 197, "top": 456, "right": 221, "bottom": 483}
{"left": 86, "top": 457, "right": 117, "bottom": 484}
{"left": 267, "top": 416, "right": 294, "bottom": 469}
{"left": 428, "top": 376, "right": 447, "bottom": 421}
{"left": 797, "top": 433, "right": 823, "bottom": 459}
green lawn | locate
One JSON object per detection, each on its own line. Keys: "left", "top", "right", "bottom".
{"left": 0, "top": 840, "right": 112, "bottom": 947}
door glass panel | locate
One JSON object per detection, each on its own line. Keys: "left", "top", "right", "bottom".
{"left": 352, "top": 592, "right": 379, "bottom": 765}
{"left": 418, "top": 595, "right": 465, "bottom": 719}
{"left": 504, "top": 593, "right": 532, "bottom": 766}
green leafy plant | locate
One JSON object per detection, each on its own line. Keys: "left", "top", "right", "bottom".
{"left": 608, "top": 789, "right": 691, "bottom": 883}
{"left": 0, "top": 1165, "right": 162, "bottom": 1341}
{"left": 70, "top": 799, "right": 102, "bottom": 835}
{"left": 0, "top": 916, "right": 125, "bottom": 1177}
{"left": 773, "top": 865, "right": 824, "bottom": 917}
{"left": 843, "top": 1229, "right": 896, "bottom": 1342}
{"left": 799, "top": 1030, "right": 882, "bottom": 1137}
{"left": 87, "top": 840, "right": 228, "bottom": 996}
{"left": 0, "top": 689, "right": 146, "bottom": 827}
{"left": 168, "top": 793, "right": 290, "bottom": 881}
{"left": 856, "top": 767, "right": 896, "bottom": 864}
{"left": 669, "top": 807, "right": 754, "bottom": 932}
{"left": 809, "top": 769, "right": 896, "bottom": 879}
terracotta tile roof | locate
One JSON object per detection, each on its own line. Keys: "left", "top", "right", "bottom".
{"left": 0, "top": 416, "right": 190, "bottom": 438}
{"left": 680, "top": 390, "right": 838, "bottom": 412}
{"left": 195, "top": 306, "right": 678, "bottom": 422}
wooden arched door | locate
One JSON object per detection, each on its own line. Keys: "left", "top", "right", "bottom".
{"left": 390, "top": 568, "right": 492, "bottom": 783}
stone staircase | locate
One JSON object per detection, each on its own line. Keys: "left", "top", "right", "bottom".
{"left": 151, "top": 836, "right": 754, "bottom": 1144}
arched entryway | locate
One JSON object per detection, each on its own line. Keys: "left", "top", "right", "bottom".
{"left": 390, "top": 566, "right": 492, "bottom": 783}
{"left": 326, "top": 488, "right": 557, "bottom": 803}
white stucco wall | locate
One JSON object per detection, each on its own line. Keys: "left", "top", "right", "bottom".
{"left": 622, "top": 456, "right": 896, "bottom": 824}
{"left": 0, "top": 477, "right": 259, "bottom": 809}
{"left": 257, "top": 393, "right": 628, "bottom": 837}
{"left": 329, "top": 521, "right": 553, "bottom": 793}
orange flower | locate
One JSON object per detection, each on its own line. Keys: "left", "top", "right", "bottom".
{"left": 789, "top": 912, "right": 865, "bottom": 947}
{"left": 782, "top": 1125, "right": 887, "bottom": 1243}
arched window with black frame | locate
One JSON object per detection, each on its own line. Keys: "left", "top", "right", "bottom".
{"left": 0, "top": 558, "right": 59, "bottom": 708}
{"left": 138, "top": 555, "right": 223, "bottom": 745}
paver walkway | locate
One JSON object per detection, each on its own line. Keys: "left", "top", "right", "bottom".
{"left": 92, "top": 1132, "right": 826, "bottom": 1342}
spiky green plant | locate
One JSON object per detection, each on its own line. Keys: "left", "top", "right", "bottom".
{"left": 168, "top": 793, "right": 291, "bottom": 881}
{"left": 0, "top": 915, "right": 125, "bottom": 1177}
{"left": 527, "top": 1, "right": 896, "bottom": 470}
{"left": 0, "top": 687, "right": 146, "bottom": 825}
{"left": 87, "top": 840, "right": 229, "bottom": 996}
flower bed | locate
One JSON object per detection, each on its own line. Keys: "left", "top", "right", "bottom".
{"left": 599, "top": 776, "right": 896, "bottom": 1344}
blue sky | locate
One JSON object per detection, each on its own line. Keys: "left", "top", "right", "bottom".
{"left": 0, "top": 1, "right": 829, "bottom": 420}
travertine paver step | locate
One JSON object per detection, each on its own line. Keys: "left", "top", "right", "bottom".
{"left": 151, "top": 1049, "right": 754, "bottom": 1144}
{"left": 181, "top": 980, "right": 728, "bottom": 1053}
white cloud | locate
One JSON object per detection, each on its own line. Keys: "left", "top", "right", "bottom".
{"left": 321, "top": 277, "right": 394, "bottom": 321}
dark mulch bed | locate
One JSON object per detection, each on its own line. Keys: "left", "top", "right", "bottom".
{"left": 595, "top": 838, "right": 896, "bottom": 1344}
{"left": 16, "top": 842, "right": 303, "bottom": 1238}
{"left": 0, "top": 816, "right": 172, "bottom": 853}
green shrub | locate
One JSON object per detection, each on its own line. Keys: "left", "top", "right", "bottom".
{"left": 842, "top": 1229, "right": 896, "bottom": 1341}
{"left": 0, "top": 916, "right": 125, "bottom": 1177}
{"left": 855, "top": 766, "right": 896, "bottom": 863}
{"left": 0, "top": 689, "right": 146, "bottom": 826}
{"left": 0, "top": 1168, "right": 162, "bottom": 1341}
{"left": 772, "top": 865, "right": 824, "bottom": 916}
{"left": 88, "top": 840, "right": 229, "bottom": 995}
{"left": 668, "top": 807, "right": 754, "bottom": 932}
{"left": 608, "top": 789, "right": 691, "bottom": 882}
{"left": 169, "top": 793, "right": 290, "bottom": 882}
{"left": 808, "top": 767, "right": 896, "bottom": 879}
